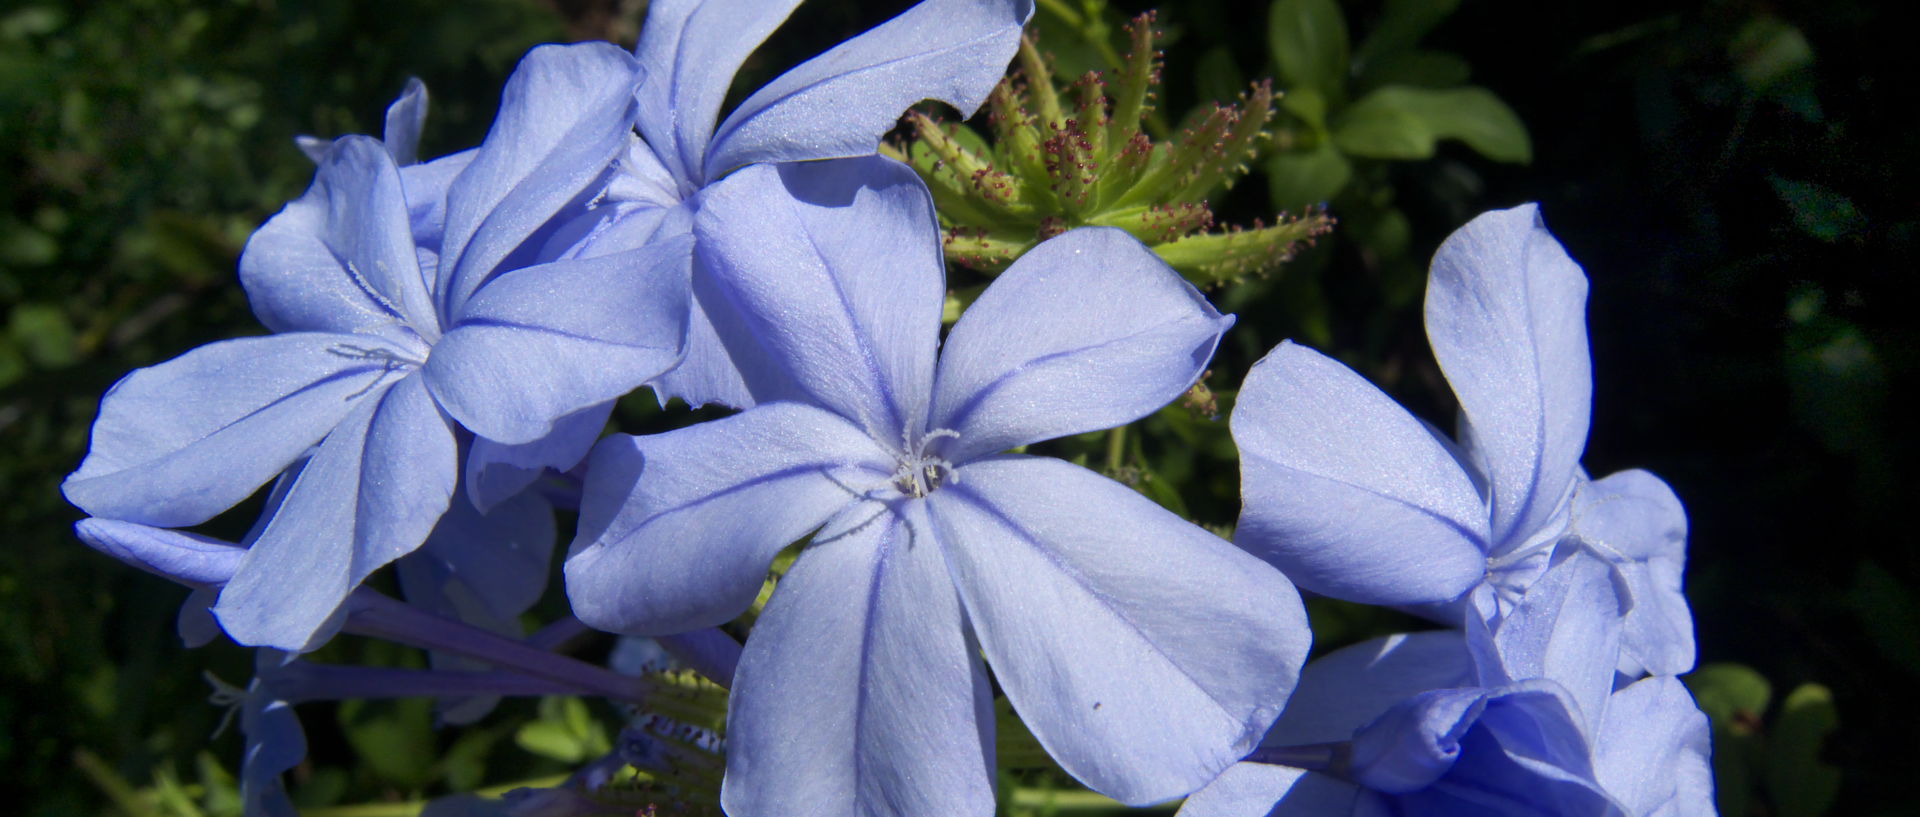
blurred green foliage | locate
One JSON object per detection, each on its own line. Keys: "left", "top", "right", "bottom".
{"left": 3, "top": 0, "right": 1914, "bottom": 815}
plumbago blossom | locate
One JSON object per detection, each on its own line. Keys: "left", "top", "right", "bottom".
{"left": 1176, "top": 206, "right": 1714, "bottom": 817}
{"left": 1179, "top": 544, "right": 1713, "bottom": 817}
{"left": 61, "top": 43, "right": 690, "bottom": 651}
{"left": 553, "top": 0, "right": 1034, "bottom": 408}
{"left": 1229, "top": 205, "right": 1695, "bottom": 677}
{"left": 563, "top": 155, "right": 1312, "bottom": 815}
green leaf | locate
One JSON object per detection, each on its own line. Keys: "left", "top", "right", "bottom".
{"left": 1332, "top": 85, "right": 1531, "bottom": 163}
{"left": 513, "top": 697, "right": 610, "bottom": 764}
{"left": 9, "top": 302, "right": 78, "bottom": 368}
{"left": 338, "top": 697, "right": 438, "bottom": 789}
{"left": 1268, "top": 0, "right": 1349, "bottom": 100}
{"left": 1267, "top": 144, "right": 1351, "bottom": 212}
{"left": 1767, "top": 683, "right": 1840, "bottom": 817}
{"left": 1769, "top": 175, "right": 1865, "bottom": 242}
{"left": 1278, "top": 86, "right": 1328, "bottom": 132}
{"left": 1849, "top": 560, "right": 1920, "bottom": 676}
{"left": 1731, "top": 15, "right": 1813, "bottom": 91}
{"left": 1686, "top": 662, "right": 1771, "bottom": 730}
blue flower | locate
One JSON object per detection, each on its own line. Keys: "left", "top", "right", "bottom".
{"left": 1179, "top": 546, "right": 1715, "bottom": 817}
{"left": 551, "top": 0, "right": 1034, "bottom": 409}
{"left": 62, "top": 43, "right": 688, "bottom": 650}
{"left": 1229, "top": 204, "right": 1695, "bottom": 676}
{"left": 564, "top": 156, "right": 1312, "bottom": 815}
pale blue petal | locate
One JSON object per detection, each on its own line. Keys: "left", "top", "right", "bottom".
{"left": 63, "top": 332, "right": 417, "bottom": 527}
{"left": 1478, "top": 544, "right": 1626, "bottom": 734}
{"left": 179, "top": 587, "right": 222, "bottom": 647}
{"left": 1425, "top": 204, "right": 1591, "bottom": 552}
{"left": 240, "top": 677, "right": 307, "bottom": 817}
{"left": 215, "top": 373, "right": 457, "bottom": 650}
{"left": 1399, "top": 682, "right": 1621, "bottom": 817}
{"left": 428, "top": 235, "right": 691, "bottom": 444}
{"left": 240, "top": 136, "right": 438, "bottom": 336}
{"left": 383, "top": 77, "right": 428, "bottom": 165}
{"left": 554, "top": 208, "right": 752, "bottom": 411}
{"left": 398, "top": 148, "right": 476, "bottom": 258}
{"left": 648, "top": 275, "right": 756, "bottom": 410}
{"left": 606, "top": 135, "right": 685, "bottom": 210}
{"left": 1593, "top": 677, "right": 1714, "bottom": 817}
{"left": 1264, "top": 631, "right": 1476, "bottom": 746}
{"left": 565, "top": 402, "right": 892, "bottom": 635}
{"left": 464, "top": 402, "right": 609, "bottom": 513}
{"left": 74, "top": 518, "right": 244, "bottom": 587}
{"left": 439, "top": 42, "right": 643, "bottom": 315}
{"left": 721, "top": 502, "right": 995, "bottom": 817}
{"left": 927, "top": 456, "right": 1309, "bottom": 805}
{"left": 692, "top": 157, "right": 943, "bottom": 432}
{"left": 1570, "top": 469, "right": 1695, "bottom": 677}
{"left": 632, "top": 0, "right": 803, "bottom": 187}
{"left": 930, "top": 227, "right": 1233, "bottom": 462}
{"left": 1231, "top": 341, "right": 1489, "bottom": 605}
{"left": 295, "top": 134, "right": 331, "bottom": 163}
{"left": 1348, "top": 688, "right": 1490, "bottom": 793}
{"left": 1178, "top": 763, "right": 1354, "bottom": 817}
{"left": 412, "top": 488, "right": 556, "bottom": 624}
{"left": 398, "top": 489, "right": 554, "bottom": 723}
{"left": 535, "top": 153, "right": 690, "bottom": 262}
{"left": 536, "top": 200, "right": 672, "bottom": 264}
{"left": 705, "top": 0, "right": 1033, "bottom": 178}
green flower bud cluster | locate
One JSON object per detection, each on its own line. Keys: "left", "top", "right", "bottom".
{"left": 888, "top": 12, "right": 1334, "bottom": 288}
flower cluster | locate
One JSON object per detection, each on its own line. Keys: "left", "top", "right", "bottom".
{"left": 60, "top": 2, "right": 1713, "bottom": 815}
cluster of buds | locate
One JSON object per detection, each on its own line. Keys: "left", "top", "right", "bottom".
{"left": 889, "top": 12, "right": 1334, "bottom": 287}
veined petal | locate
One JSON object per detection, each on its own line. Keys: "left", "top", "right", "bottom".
{"left": 648, "top": 276, "right": 756, "bottom": 410}
{"left": 383, "top": 77, "right": 428, "bottom": 166}
{"left": 215, "top": 373, "right": 457, "bottom": 650}
{"left": 439, "top": 42, "right": 643, "bottom": 315}
{"left": 63, "top": 332, "right": 416, "bottom": 527}
{"left": 565, "top": 402, "right": 892, "bottom": 635}
{"left": 705, "top": 0, "right": 1033, "bottom": 178}
{"left": 1265, "top": 631, "right": 1476, "bottom": 747}
{"left": 1592, "top": 677, "right": 1714, "bottom": 817}
{"left": 722, "top": 502, "right": 995, "bottom": 817}
{"left": 241, "top": 136, "right": 438, "bottom": 336}
{"left": 632, "top": 0, "right": 804, "bottom": 187}
{"left": 693, "top": 157, "right": 943, "bottom": 433}
{"left": 1478, "top": 544, "right": 1626, "bottom": 735}
{"left": 1232, "top": 342, "right": 1489, "bottom": 605}
{"left": 464, "top": 402, "right": 610, "bottom": 513}
{"left": 74, "top": 518, "right": 244, "bottom": 587}
{"left": 927, "top": 456, "right": 1309, "bottom": 805}
{"left": 399, "top": 148, "right": 477, "bottom": 259}
{"left": 428, "top": 235, "right": 692, "bottom": 444}
{"left": 1570, "top": 469, "right": 1695, "bottom": 676}
{"left": 931, "top": 227, "right": 1233, "bottom": 462}
{"left": 1425, "top": 204, "right": 1591, "bottom": 552}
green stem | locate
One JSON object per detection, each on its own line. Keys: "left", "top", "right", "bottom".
{"left": 297, "top": 774, "right": 573, "bottom": 817}
{"left": 1105, "top": 425, "right": 1127, "bottom": 474}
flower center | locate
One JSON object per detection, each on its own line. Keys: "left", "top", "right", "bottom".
{"left": 892, "top": 428, "right": 961, "bottom": 498}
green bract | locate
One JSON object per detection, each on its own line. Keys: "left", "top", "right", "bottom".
{"left": 890, "top": 13, "right": 1333, "bottom": 288}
